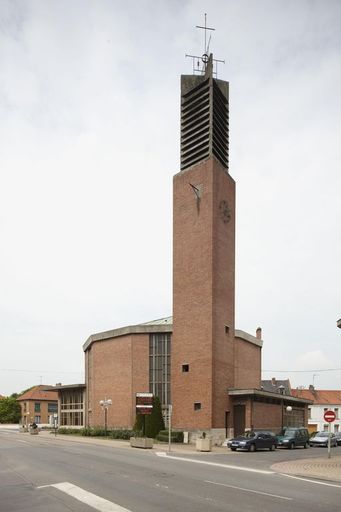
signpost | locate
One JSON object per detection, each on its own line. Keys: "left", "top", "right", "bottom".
{"left": 136, "top": 393, "right": 153, "bottom": 436}
{"left": 324, "top": 410, "right": 336, "bottom": 459}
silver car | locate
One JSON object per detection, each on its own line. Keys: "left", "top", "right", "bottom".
{"left": 309, "top": 431, "right": 337, "bottom": 447}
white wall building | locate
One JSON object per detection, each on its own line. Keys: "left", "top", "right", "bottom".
{"left": 293, "top": 387, "right": 341, "bottom": 433}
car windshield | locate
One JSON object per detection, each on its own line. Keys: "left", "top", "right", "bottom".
{"left": 243, "top": 432, "right": 256, "bottom": 438}
{"left": 283, "top": 429, "right": 296, "bottom": 437}
{"left": 316, "top": 432, "right": 328, "bottom": 437}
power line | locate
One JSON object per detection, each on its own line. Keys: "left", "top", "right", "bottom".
{"left": 263, "top": 369, "right": 341, "bottom": 373}
{"left": 0, "top": 368, "right": 84, "bottom": 375}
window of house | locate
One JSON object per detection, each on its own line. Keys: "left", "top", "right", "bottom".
{"left": 34, "top": 416, "right": 41, "bottom": 423}
{"left": 182, "top": 364, "right": 189, "bottom": 372}
{"left": 194, "top": 402, "right": 201, "bottom": 411}
{"left": 34, "top": 403, "right": 41, "bottom": 413}
{"left": 334, "top": 424, "right": 339, "bottom": 433}
{"left": 48, "top": 402, "right": 58, "bottom": 413}
{"left": 308, "top": 408, "right": 311, "bottom": 419}
{"left": 323, "top": 424, "right": 329, "bottom": 431}
{"left": 334, "top": 408, "right": 339, "bottom": 419}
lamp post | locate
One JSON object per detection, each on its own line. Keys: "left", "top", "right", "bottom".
{"left": 99, "top": 398, "right": 112, "bottom": 436}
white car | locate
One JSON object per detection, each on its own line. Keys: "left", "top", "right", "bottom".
{"left": 309, "top": 432, "right": 337, "bottom": 447}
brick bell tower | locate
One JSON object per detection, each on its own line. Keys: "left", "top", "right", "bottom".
{"left": 172, "top": 53, "right": 235, "bottom": 434}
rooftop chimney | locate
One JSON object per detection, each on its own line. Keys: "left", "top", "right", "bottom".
{"left": 309, "top": 384, "right": 314, "bottom": 391}
{"left": 271, "top": 377, "right": 276, "bottom": 386}
{"left": 256, "top": 327, "right": 262, "bottom": 339}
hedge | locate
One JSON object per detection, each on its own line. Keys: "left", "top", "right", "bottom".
{"left": 156, "top": 430, "right": 184, "bottom": 443}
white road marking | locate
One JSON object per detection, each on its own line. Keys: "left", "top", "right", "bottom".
{"left": 205, "top": 480, "right": 292, "bottom": 501}
{"left": 16, "top": 439, "right": 29, "bottom": 444}
{"left": 155, "top": 452, "right": 273, "bottom": 474}
{"left": 37, "top": 482, "right": 132, "bottom": 511}
{"left": 280, "top": 473, "right": 341, "bottom": 488}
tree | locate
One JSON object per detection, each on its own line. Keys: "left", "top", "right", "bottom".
{"left": 0, "top": 397, "right": 21, "bottom": 424}
{"left": 134, "top": 396, "right": 165, "bottom": 438}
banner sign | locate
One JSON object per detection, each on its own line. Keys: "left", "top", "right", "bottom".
{"left": 136, "top": 392, "right": 153, "bottom": 415}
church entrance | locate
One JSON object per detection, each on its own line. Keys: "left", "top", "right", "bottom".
{"left": 233, "top": 404, "right": 245, "bottom": 436}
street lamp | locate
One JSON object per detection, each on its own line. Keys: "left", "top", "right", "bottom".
{"left": 99, "top": 398, "right": 112, "bottom": 436}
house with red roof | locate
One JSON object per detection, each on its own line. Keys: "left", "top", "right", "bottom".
{"left": 292, "top": 386, "right": 341, "bottom": 434}
{"left": 17, "top": 385, "right": 58, "bottom": 427}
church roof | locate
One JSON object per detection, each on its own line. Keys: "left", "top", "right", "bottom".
{"left": 83, "top": 316, "right": 172, "bottom": 352}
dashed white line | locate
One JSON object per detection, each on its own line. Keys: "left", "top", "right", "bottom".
{"left": 205, "top": 480, "right": 292, "bottom": 500}
{"left": 37, "top": 482, "right": 132, "bottom": 511}
{"left": 155, "top": 452, "right": 274, "bottom": 474}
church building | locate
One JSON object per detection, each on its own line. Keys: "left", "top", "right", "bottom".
{"left": 80, "top": 53, "right": 310, "bottom": 443}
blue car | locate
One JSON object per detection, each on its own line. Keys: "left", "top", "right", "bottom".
{"left": 228, "top": 431, "right": 277, "bottom": 452}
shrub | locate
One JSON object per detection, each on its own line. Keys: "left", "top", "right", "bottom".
{"left": 57, "top": 428, "right": 83, "bottom": 435}
{"left": 156, "top": 430, "right": 184, "bottom": 443}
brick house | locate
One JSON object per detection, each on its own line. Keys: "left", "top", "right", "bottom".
{"left": 17, "top": 385, "right": 58, "bottom": 426}
{"left": 292, "top": 387, "right": 341, "bottom": 434}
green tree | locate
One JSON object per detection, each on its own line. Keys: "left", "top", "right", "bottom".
{"left": 0, "top": 397, "right": 21, "bottom": 423}
{"left": 134, "top": 396, "right": 165, "bottom": 438}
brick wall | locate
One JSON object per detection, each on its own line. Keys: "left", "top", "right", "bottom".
{"left": 234, "top": 337, "right": 261, "bottom": 389}
{"left": 172, "top": 157, "right": 235, "bottom": 429}
{"left": 86, "top": 333, "right": 149, "bottom": 429}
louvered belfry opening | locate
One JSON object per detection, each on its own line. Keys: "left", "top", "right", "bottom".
{"left": 180, "top": 54, "right": 229, "bottom": 171}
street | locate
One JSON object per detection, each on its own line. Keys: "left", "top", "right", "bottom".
{"left": 1, "top": 427, "right": 341, "bottom": 512}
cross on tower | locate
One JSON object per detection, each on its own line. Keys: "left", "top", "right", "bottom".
{"left": 196, "top": 13, "right": 215, "bottom": 56}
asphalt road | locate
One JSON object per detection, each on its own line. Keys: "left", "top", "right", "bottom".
{"left": 1, "top": 428, "right": 341, "bottom": 512}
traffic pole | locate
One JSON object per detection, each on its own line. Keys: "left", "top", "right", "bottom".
{"left": 328, "top": 422, "right": 331, "bottom": 459}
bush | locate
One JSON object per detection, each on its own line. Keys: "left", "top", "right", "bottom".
{"left": 57, "top": 428, "right": 83, "bottom": 435}
{"left": 133, "top": 396, "right": 165, "bottom": 438}
{"left": 110, "top": 429, "right": 136, "bottom": 440}
{"left": 156, "top": 430, "right": 184, "bottom": 443}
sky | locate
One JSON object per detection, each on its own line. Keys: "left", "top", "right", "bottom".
{"left": 1, "top": 0, "right": 341, "bottom": 396}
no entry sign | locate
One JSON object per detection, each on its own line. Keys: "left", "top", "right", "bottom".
{"left": 324, "top": 410, "right": 336, "bottom": 423}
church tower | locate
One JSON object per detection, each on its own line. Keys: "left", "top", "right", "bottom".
{"left": 172, "top": 52, "right": 235, "bottom": 433}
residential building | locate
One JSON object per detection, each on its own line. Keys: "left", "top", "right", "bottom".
{"left": 292, "top": 386, "right": 341, "bottom": 433}
{"left": 17, "top": 385, "right": 58, "bottom": 426}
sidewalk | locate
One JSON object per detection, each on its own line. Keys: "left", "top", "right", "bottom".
{"left": 35, "top": 429, "right": 227, "bottom": 454}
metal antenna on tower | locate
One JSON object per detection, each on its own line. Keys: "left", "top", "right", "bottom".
{"left": 185, "top": 13, "right": 225, "bottom": 77}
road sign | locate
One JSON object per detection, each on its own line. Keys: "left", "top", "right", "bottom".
{"left": 324, "top": 410, "right": 336, "bottom": 422}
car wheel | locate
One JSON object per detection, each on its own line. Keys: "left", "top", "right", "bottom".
{"left": 249, "top": 443, "right": 256, "bottom": 452}
{"left": 231, "top": 447, "right": 237, "bottom": 451}
{"left": 270, "top": 444, "right": 275, "bottom": 451}
{"left": 288, "top": 442, "right": 295, "bottom": 450}
{"left": 304, "top": 441, "right": 309, "bottom": 449}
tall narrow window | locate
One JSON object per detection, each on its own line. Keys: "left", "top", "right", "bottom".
{"left": 149, "top": 333, "right": 171, "bottom": 407}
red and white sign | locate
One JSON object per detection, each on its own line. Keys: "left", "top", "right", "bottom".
{"left": 136, "top": 392, "right": 153, "bottom": 415}
{"left": 324, "top": 410, "right": 336, "bottom": 423}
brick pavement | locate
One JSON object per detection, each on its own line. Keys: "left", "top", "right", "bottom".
{"left": 271, "top": 455, "right": 341, "bottom": 483}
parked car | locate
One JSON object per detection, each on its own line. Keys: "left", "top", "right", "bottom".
{"left": 334, "top": 432, "right": 341, "bottom": 446}
{"left": 228, "top": 431, "right": 277, "bottom": 452}
{"left": 309, "top": 431, "right": 338, "bottom": 447}
{"left": 277, "top": 427, "right": 310, "bottom": 449}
